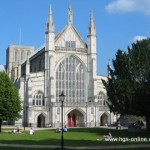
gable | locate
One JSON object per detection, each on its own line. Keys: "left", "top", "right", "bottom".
{"left": 55, "top": 25, "right": 87, "bottom": 49}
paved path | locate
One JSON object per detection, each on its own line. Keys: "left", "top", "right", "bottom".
{"left": 0, "top": 144, "right": 150, "bottom": 149}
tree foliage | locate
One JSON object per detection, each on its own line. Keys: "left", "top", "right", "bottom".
{"left": 0, "top": 71, "right": 21, "bottom": 132}
{"left": 102, "top": 38, "right": 150, "bottom": 130}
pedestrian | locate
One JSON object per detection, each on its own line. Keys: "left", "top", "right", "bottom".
{"left": 64, "top": 125, "right": 68, "bottom": 132}
{"left": 29, "top": 128, "right": 34, "bottom": 135}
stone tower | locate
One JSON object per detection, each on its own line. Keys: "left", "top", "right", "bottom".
{"left": 6, "top": 45, "right": 34, "bottom": 81}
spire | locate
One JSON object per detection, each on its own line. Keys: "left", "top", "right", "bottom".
{"left": 88, "top": 11, "right": 96, "bottom": 35}
{"left": 107, "top": 59, "right": 112, "bottom": 78}
{"left": 68, "top": 4, "right": 73, "bottom": 24}
{"left": 46, "top": 4, "right": 54, "bottom": 33}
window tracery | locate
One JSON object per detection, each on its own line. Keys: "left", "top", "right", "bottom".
{"left": 97, "top": 92, "right": 106, "bottom": 106}
{"left": 32, "top": 91, "right": 44, "bottom": 106}
{"left": 56, "top": 56, "right": 85, "bottom": 102}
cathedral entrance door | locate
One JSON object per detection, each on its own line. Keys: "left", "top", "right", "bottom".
{"left": 67, "top": 109, "right": 84, "bottom": 127}
{"left": 67, "top": 114, "right": 71, "bottom": 127}
{"left": 72, "top": 114, "right": 76, "bottom": 127}
{"left": 37, "top": 114, "right": 45, "bottom": 127}
{"left": 100, "top": 113, "right": 108, "bottom": 126}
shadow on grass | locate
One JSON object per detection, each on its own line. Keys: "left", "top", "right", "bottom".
{"left": 68, "top": 127, "right": 150, "bottom": 138}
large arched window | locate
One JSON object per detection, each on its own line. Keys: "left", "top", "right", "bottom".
{"left": 97, "top": 92, "right": 106, "bottom": 106}
{"left": 56, "top": 56, "right": 85, "bottom": 102}
{"left": 33, "top": 91, "right": 44, "bottom": 106}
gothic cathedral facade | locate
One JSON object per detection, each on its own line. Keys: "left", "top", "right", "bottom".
{"left": 6, "top": 5, "right": 116, "bottom": 127}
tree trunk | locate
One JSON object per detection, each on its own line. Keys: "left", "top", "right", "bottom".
{"left": 0, "top": 120, "right": 2, "bottom": 133}
{"left": 146, "top": 115, "right": 150, "bottom": 131}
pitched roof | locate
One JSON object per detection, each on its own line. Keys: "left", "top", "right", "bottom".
{"left": 55, "top": 24, "right": 87, "bottom": 47}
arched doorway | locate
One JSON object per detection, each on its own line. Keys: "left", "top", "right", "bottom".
{"left": 100, "top": 113, "right": 108, "bottom": 126}
{"left": 37, "top": 114, "right": 45, "bottom": 127}
{"left": 67, "top": 109, "right": 84, "bottom": 127}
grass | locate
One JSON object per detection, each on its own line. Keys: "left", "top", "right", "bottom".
{"left": 0, "top": 127, "right": 150, "bottom": 149}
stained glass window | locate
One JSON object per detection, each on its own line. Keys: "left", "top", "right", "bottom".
{"left": 56, "top": 56, "right": 85, "bottom": 102}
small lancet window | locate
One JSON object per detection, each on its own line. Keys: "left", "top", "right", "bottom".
{"left": 65, "top": 41, "right": 76, "bottom": 48}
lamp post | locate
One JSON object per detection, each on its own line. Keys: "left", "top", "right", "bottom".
{"left": 59, "top": 91, "right": 65, "bottom": 149}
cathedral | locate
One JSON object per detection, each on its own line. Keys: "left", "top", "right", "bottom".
{"left": 6, "top": 5, "right": 116, "bottom": 128}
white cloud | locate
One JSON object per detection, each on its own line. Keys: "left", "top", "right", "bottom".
{"left": 132, "top": 35, "right": 147, "bottom": 43}
{"left": 105, "top": 0, "right": 150, "bottom": 15}
{"left": 0, "top": 65, "right": 5, "bottom": 71}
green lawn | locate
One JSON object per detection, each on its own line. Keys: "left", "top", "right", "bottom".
{"left": 0, "top": 127, "right": 150, "bottom": 148}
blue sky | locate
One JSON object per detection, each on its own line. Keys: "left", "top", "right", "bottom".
{"left": 0, "top": 0, "right": 150, "bottom": 75}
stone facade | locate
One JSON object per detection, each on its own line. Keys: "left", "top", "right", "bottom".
{"left": 6, "top": 5, "right": 116, "bottom": 128}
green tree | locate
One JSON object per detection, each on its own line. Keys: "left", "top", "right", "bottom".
{"left": 103, "top": 38, "right": 150, "bottom": 130}
{"left": 0, "top": 71, "right": 21, "bottom": 132}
